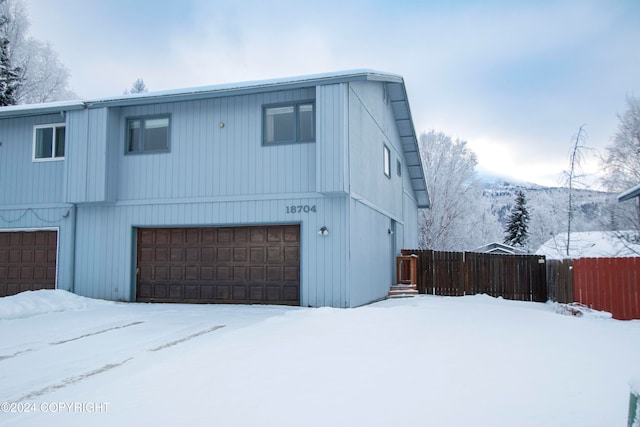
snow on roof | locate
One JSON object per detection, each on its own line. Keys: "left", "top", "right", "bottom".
{"left": 536, "top": 231, "right": 640, "bottom": 259}
{"left": 84, "top": 69, "right": 403, "bottom": 107}
{"left": 0, "top": 99, "right": 84, "bottom": 118}
{"left": 618, "top": 184, "right": 640, "bottom": 202}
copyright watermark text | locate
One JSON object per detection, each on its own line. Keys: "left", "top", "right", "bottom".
{"left": 1, "top": 401, "right": 110, "bottom": 413}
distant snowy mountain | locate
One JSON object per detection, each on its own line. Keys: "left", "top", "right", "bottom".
{"left": 478, "top": 175, "right": 626, "bottom": 250}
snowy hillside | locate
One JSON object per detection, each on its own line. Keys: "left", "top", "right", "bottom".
{"left": 480, "top": 177, "right": 626, "bottom": 250}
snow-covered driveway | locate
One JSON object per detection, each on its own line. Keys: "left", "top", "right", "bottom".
{"left": 1, "top": 290, "right": 639, "bottom": 427}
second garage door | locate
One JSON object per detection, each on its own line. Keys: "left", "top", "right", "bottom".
{"left": 136, "top": 225, "right": 300, "bottom": 305}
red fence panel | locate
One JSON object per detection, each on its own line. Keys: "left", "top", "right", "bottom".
{"left": 573, "top": 257, "right": 640, "bottom": 320}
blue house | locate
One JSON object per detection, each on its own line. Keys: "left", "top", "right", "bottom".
{"left": 0, "top": 70, "right": 429, "bottom": 307}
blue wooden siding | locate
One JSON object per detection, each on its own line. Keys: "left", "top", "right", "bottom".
{"left": 64, "top": 108, "right": 120, "bottom": 204}
{"left": 347, "top": 81, "right": 404, "bottom": 220}
{"left": 72, "top": 195, "right": 348, "bottom": 307}
{"left": 103, "top": 88, "right": 316, "bottom": 202}
{"left": 348, "top": 199, "right": 394, "bottom": 307}
{"left": 316, "top": 83, "right": 348, "bottom": 195}
{"left": 0, "top": 114, "right": 67, "bottom": 205}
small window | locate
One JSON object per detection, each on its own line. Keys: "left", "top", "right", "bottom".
{"left": 383, "top": 144, "right": 391, "bottom": 178}
{"left": 33, "top": 123, "right": 65, "bottom": 161}
{"left": 126, "top": 115, "right": 170, "bottom": 154}
{"left": 263, "top": 102, "right": 315, "bottom": 144}
{"left": 397, "top": 160, "right": 402, "bottom": 177}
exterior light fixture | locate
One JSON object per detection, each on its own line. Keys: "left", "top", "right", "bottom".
{"left": 318, "top": 226, "right": 329, "bottom": 236}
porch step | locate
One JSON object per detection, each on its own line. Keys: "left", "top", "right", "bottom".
{"left": 387, "top": 284, "right": 418, "bottom": 298}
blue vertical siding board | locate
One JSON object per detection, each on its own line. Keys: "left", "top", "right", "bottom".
{"left": 316, "top": 84, "right": 347, "bottom": 195}
{"left": 1, "top": 114, "right": 65, "bottom": 205}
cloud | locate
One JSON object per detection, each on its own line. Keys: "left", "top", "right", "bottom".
{"left": 22, "top": 0, "right": 640, "bottom": 187}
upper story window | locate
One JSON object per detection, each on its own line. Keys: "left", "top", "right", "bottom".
{"left": 263, "top": 101, "right": 315, "bottom": 145}
{"left": 126, "top": 115, "right": 170, "bottom": 154}
{"left": 383, "top": 144, "right": 391, "bottom": 178}
{"left": 33, "top": 123, "right": 65, "bottom": 162}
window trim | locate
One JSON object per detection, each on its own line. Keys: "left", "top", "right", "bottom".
{"left": 383, "top": 144, "right": 391, "bottom": 178}
{"left": 32, "top": 123, "right": 66, "bottom": 162}
{"left": 125, "top": 114, "right": 171, "bottom": 155}
{"left": 262, "top": 100, "right": 315, "bottom": 145}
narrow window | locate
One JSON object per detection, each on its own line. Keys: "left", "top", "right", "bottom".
{"left": 33, "top": 124, "right": 65, "bottom": 161}
{"left": 126, "top": 115, "right": 170, "bottom": 154}
{"left": 383, "top": 144, "right": 391, "bottom": 178}
{"left": 263, "top": 101, "right": 315, "bottom": 144}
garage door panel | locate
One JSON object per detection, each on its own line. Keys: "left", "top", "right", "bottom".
{"left": 233, "top": 266, "right": 246, "bottom": 281}
{"left": 0, "top": 230, "right": 57, "bottom": 297}
{"left": 232, "top": 285, "right": 246, "bottom": 301}
{"left": 233, "top": 247, "right": 248, "bottom": 262}
{"left": 217, "top": 266, "right": 231, "bottom": 281}
{"left": 136, "top": 225, "right": 300, "bottom": 305}
{"left": 217, "top": 247, "right": 232, "bottom": 262}
{"left": 284, "top": 266, "right": 299, "bottom": 281}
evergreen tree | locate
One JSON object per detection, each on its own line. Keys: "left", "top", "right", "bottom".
{"left": 504, "top": 190, "right": 530, "bottom": 248}
{"left": 0, "top": 10, "right": 21, "bottom": 106}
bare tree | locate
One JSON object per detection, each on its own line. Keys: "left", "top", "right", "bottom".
{"left": 0, "top": 0, "right": 75, "bottom": 103}
{"left": 418, "top": 130, "right": 498, "bottom": 250}
{"left": 601, "top": 96, "right": 640, "bottom": 192}
{"left": 561, "top": 125, "right": 588, "bottom": 256}
{"left": 600, "top": 96, "right": 640, "bottom": 251}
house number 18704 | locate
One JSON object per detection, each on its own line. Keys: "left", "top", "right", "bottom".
{"left": 286, "top": 205, "right": 317, "bottom": 214}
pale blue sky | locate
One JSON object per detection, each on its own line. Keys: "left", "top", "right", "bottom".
{"left": 24, "top": 0, "right": 640, "bottom": 187}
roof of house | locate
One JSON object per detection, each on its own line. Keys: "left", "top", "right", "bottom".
{"left": 0, "top": 70, "right": 429, "bottom": 208}
{"left": 473, "top": 242, "right": 528, "bottom": 255}
{"left": 618, "top": 184, "right": 640, "bottom": 202}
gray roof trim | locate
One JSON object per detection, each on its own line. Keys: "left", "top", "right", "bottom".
{"left": 385, "top": 81, "right": 430, "bottom": 208}
{"left": 618, "top": 184, "right": 640, "bottom": 202}
{"left": 0, "top": 100, "right": 85, "bottom": 119}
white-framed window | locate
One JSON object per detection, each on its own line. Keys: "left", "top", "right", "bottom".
{"left": 383, "top": 144, "right": 391, "bottom": 178}
{"left": 33, "top": 123, "right": 65, "bottom": 162}
{"left": 126, "top": 115, "right": 170, "bottom": 154}
{"left": 263, "top": 101, "right": 315, "bottom": 145}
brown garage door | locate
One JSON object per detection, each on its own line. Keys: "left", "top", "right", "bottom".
{"left": 136, "top": 225, "right": 300, "bottom": 305}
{"left": 0, "top": 230, "right": 57, "bottom": 297}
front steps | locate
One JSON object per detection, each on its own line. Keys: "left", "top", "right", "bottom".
{"left": 387, "top": 283, "right": 418, "bottom": 298}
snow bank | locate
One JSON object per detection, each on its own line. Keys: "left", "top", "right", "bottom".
{"left": 552, "top": 302, "right": 613, "bottom": 319}
{"left": 0, "top": 290, "right": 111, "bottom": 320}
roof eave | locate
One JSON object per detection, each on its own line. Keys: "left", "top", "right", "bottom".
{"left": 618, "top": 184, "right": 640, "bottom": 202}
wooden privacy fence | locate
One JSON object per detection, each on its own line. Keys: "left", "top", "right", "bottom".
{"left": 546, "top": 259, "right": 574, "bottom": 304}
{"left": 573, "top": 257, "right": 639, "bottom": 321}
{"left": 401, "top": 250, "right": 547, "bottom": 302}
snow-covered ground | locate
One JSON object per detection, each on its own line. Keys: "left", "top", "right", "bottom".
{"left": 1, "top": 290, "right": 639, "bottom": 427}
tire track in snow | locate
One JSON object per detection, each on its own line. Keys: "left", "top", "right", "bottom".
{"left": 16, "top": 358, "right": 134, "bottom": 401}
{"left": 0, "top": 321, "right": 145, "bottom": 362}
{"left": 148, "top": 325, "right": 225, "bottom": 351}
{"left": 10, "top": 324, "right": 226, "bottom": 401}
{"left": 50, "top": 321, "right": 145, "bottom": 345}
